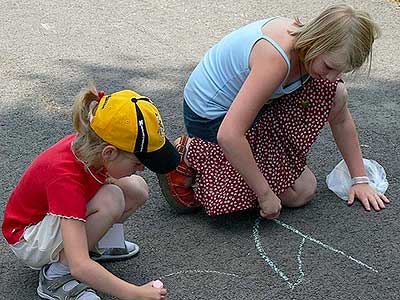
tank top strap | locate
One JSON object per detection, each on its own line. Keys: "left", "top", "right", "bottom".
{"left": 258, "top": 17, "right": 291, "bottom": 85}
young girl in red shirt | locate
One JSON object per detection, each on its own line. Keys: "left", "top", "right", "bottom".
{"left": 3, "top": 86, "right": 179, "bottom": 300}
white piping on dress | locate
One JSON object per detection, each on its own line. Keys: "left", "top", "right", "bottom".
{"left": 47, "top": 212, "right": 86, "bottom": 222}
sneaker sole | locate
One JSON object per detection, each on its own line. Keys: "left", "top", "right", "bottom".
{"left": 37, "top": 286, "right": 57, "bottom": 300}
{"left": 91, "top": 246, "right": 140, "bottom": 262}
{"left": 157, "top": 173, "right": 199, "bottom": 214}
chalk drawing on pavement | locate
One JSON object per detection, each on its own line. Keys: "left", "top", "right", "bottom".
{"left": 253, "top": 217, "right": 378, "bottom": 289}
{"left": 156, "top": 217, "right": 377, "bottom": 291}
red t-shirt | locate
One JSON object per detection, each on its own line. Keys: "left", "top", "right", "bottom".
{"left": 2, "top": 134, "right": 106, "bottom": 245}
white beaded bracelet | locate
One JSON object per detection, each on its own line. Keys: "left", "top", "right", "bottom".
{"left": 351, "top": 176, "right": 370, "bottom": 186}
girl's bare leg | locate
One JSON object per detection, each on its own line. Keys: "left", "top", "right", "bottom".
{"left": 279, "top": 166, "right": 317, "bottom": 208}
{"left": 59, "top": 177, "right": 148, "bottom": 263}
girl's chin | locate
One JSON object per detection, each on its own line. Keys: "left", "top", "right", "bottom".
{"left": 310, "top": 73, "right": 322, "bottom": 80}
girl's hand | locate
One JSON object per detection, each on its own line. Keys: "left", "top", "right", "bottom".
{"left": 134, "top": 281, "right": 167, "bottom": 300}
{"left": 348, "top": 183, "right": 390, "bottom": 211}
{"left": 258, "top": 190, "right": 282, "bottom": 219}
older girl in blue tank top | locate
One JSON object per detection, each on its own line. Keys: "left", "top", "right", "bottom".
{"left": 158, "top": 4, "right": 389, "bottom": 218}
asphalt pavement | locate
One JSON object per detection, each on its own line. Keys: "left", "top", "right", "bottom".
{"left": 1, "top": 1, "right": 399, "bottom": 299}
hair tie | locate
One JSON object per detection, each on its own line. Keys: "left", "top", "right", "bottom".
{"left": 97, "top": 90, "right": 105, "bottom": 102}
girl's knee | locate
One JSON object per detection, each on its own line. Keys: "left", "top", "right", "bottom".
{"left": 281, "top": 187, "right": 315, "bottom": 208}
{"left": 91, "top": 185, "right": 125, "bottom": 220}
{"left": 300, "top": 181, "right": 317, "bottom": 206}
{"left": 118, "top": 175, "right": 149, "bottom": 209}
{"left": 296, "top": 173, "right": 317, "bottom": 207}
{"left": 280, "top": 172, "right": 317, "bottom": 208}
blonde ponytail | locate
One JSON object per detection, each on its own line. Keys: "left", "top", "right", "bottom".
{"left": 72, "top": 84, "right": 98, "bottom": 134}
{"left": 72, "top": 83, "right": 108, "bottom": 167}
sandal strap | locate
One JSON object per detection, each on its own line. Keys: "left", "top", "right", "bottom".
{"left": 68, "top": 283, "right": 93, "bottom": 298}
{"left": 39, "top": 266, "right": 99, "bottom": 300}
{"left": 47, "top": 274, "right": 75, "bottom": 291}
{"left": 46, "top": 274, "right": 94, "bottom": 299}
{"left": 175, "top": 135, "right": 195, "bottom": 177}
{"left": 176, "top": 163, "right": 193, "bottom": 177}
{"left": 175, "top": 135, "right": 189, "bottom": 156}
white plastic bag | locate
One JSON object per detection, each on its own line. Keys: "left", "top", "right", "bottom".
{"left": 326, "top": 159, "right": 389, "bottom": 201}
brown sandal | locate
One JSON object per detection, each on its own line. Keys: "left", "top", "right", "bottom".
{"left": 157, "top": 135, "right": 201, "bottom": 213}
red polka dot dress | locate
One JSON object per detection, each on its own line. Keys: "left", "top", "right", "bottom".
{"left": 186, "top": 79, "right": 339, "bottom": 216}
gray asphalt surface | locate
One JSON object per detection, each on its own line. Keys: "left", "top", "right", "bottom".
{"left": 1, "top": 1, "right": 399, "bottom": 299}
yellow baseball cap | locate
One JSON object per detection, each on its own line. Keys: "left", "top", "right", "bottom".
{"left": 90, "top": 90, "right": 179, "bottom": 174}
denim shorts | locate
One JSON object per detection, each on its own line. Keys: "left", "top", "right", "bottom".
{"left": 183, "top": 100, "right": 225, "bottom": 144}
{"left": 183, "top": 100, "right": 268, "bottom": 144}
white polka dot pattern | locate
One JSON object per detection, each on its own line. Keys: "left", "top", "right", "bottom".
{"left": 187, "top": 79, "right": 338, "bottom": 216}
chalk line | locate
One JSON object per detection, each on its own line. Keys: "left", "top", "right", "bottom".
{"left": 253, "top": 217, "right": 378, "bottom": 289}
{"left": 159, "top": 269, "right": 241, "bottom": 280}
{"left": 253, "top": 218, "right": 305, "bottom": 289}
{"left": 41, "top": 23, "right": 57, "bottom": 33}
{"left": 294, "top": 237, "right": 306, "bottom": 288}
{"left": 273, "top": 219, "right": 378, "bottom": 273}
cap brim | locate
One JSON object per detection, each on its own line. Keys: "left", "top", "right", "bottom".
{"left": 135, "top": 138, "right": 180, "bottom": 174}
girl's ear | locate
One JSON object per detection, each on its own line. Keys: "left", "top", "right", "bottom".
{"left": 101, "top": 145, "right": 119, "bottom": 162}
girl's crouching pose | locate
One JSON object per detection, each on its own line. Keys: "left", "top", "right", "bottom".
{"left": 2, "top": 86, "right": 179, "bottom": 300}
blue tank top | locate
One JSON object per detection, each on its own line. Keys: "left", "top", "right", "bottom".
{"left": 184, "top": 18, "right": 309, "bottom": 119}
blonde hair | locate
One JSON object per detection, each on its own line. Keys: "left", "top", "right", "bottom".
{"left": 291, "top": 4, "right": 381, "bottom": 72}
{"left": 72, "top": 83, "right": 108, "bottom": 167}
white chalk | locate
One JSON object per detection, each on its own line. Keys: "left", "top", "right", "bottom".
{"left": 152, "top": 280, "right": 164, "bottom": 289}
{"left": 253, "top": 217, "right": 378, "bottom": 290}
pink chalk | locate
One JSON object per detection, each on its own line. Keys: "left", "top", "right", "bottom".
{"left": 152, "top": 280, "right": 164, "bottom": 289}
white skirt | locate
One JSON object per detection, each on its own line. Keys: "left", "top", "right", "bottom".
{"left": 10, "top": 214, "right": 63, "bottom": 270}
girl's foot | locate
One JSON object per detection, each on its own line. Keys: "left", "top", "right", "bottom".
{"left": 38, "top": 264, "right": 100, "bottom": 300}
{"left": 90, "top": 240, "right": 139, "bottom": 262}
{"left": 157, "top": 135, "right": 201, "bottom": 213}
